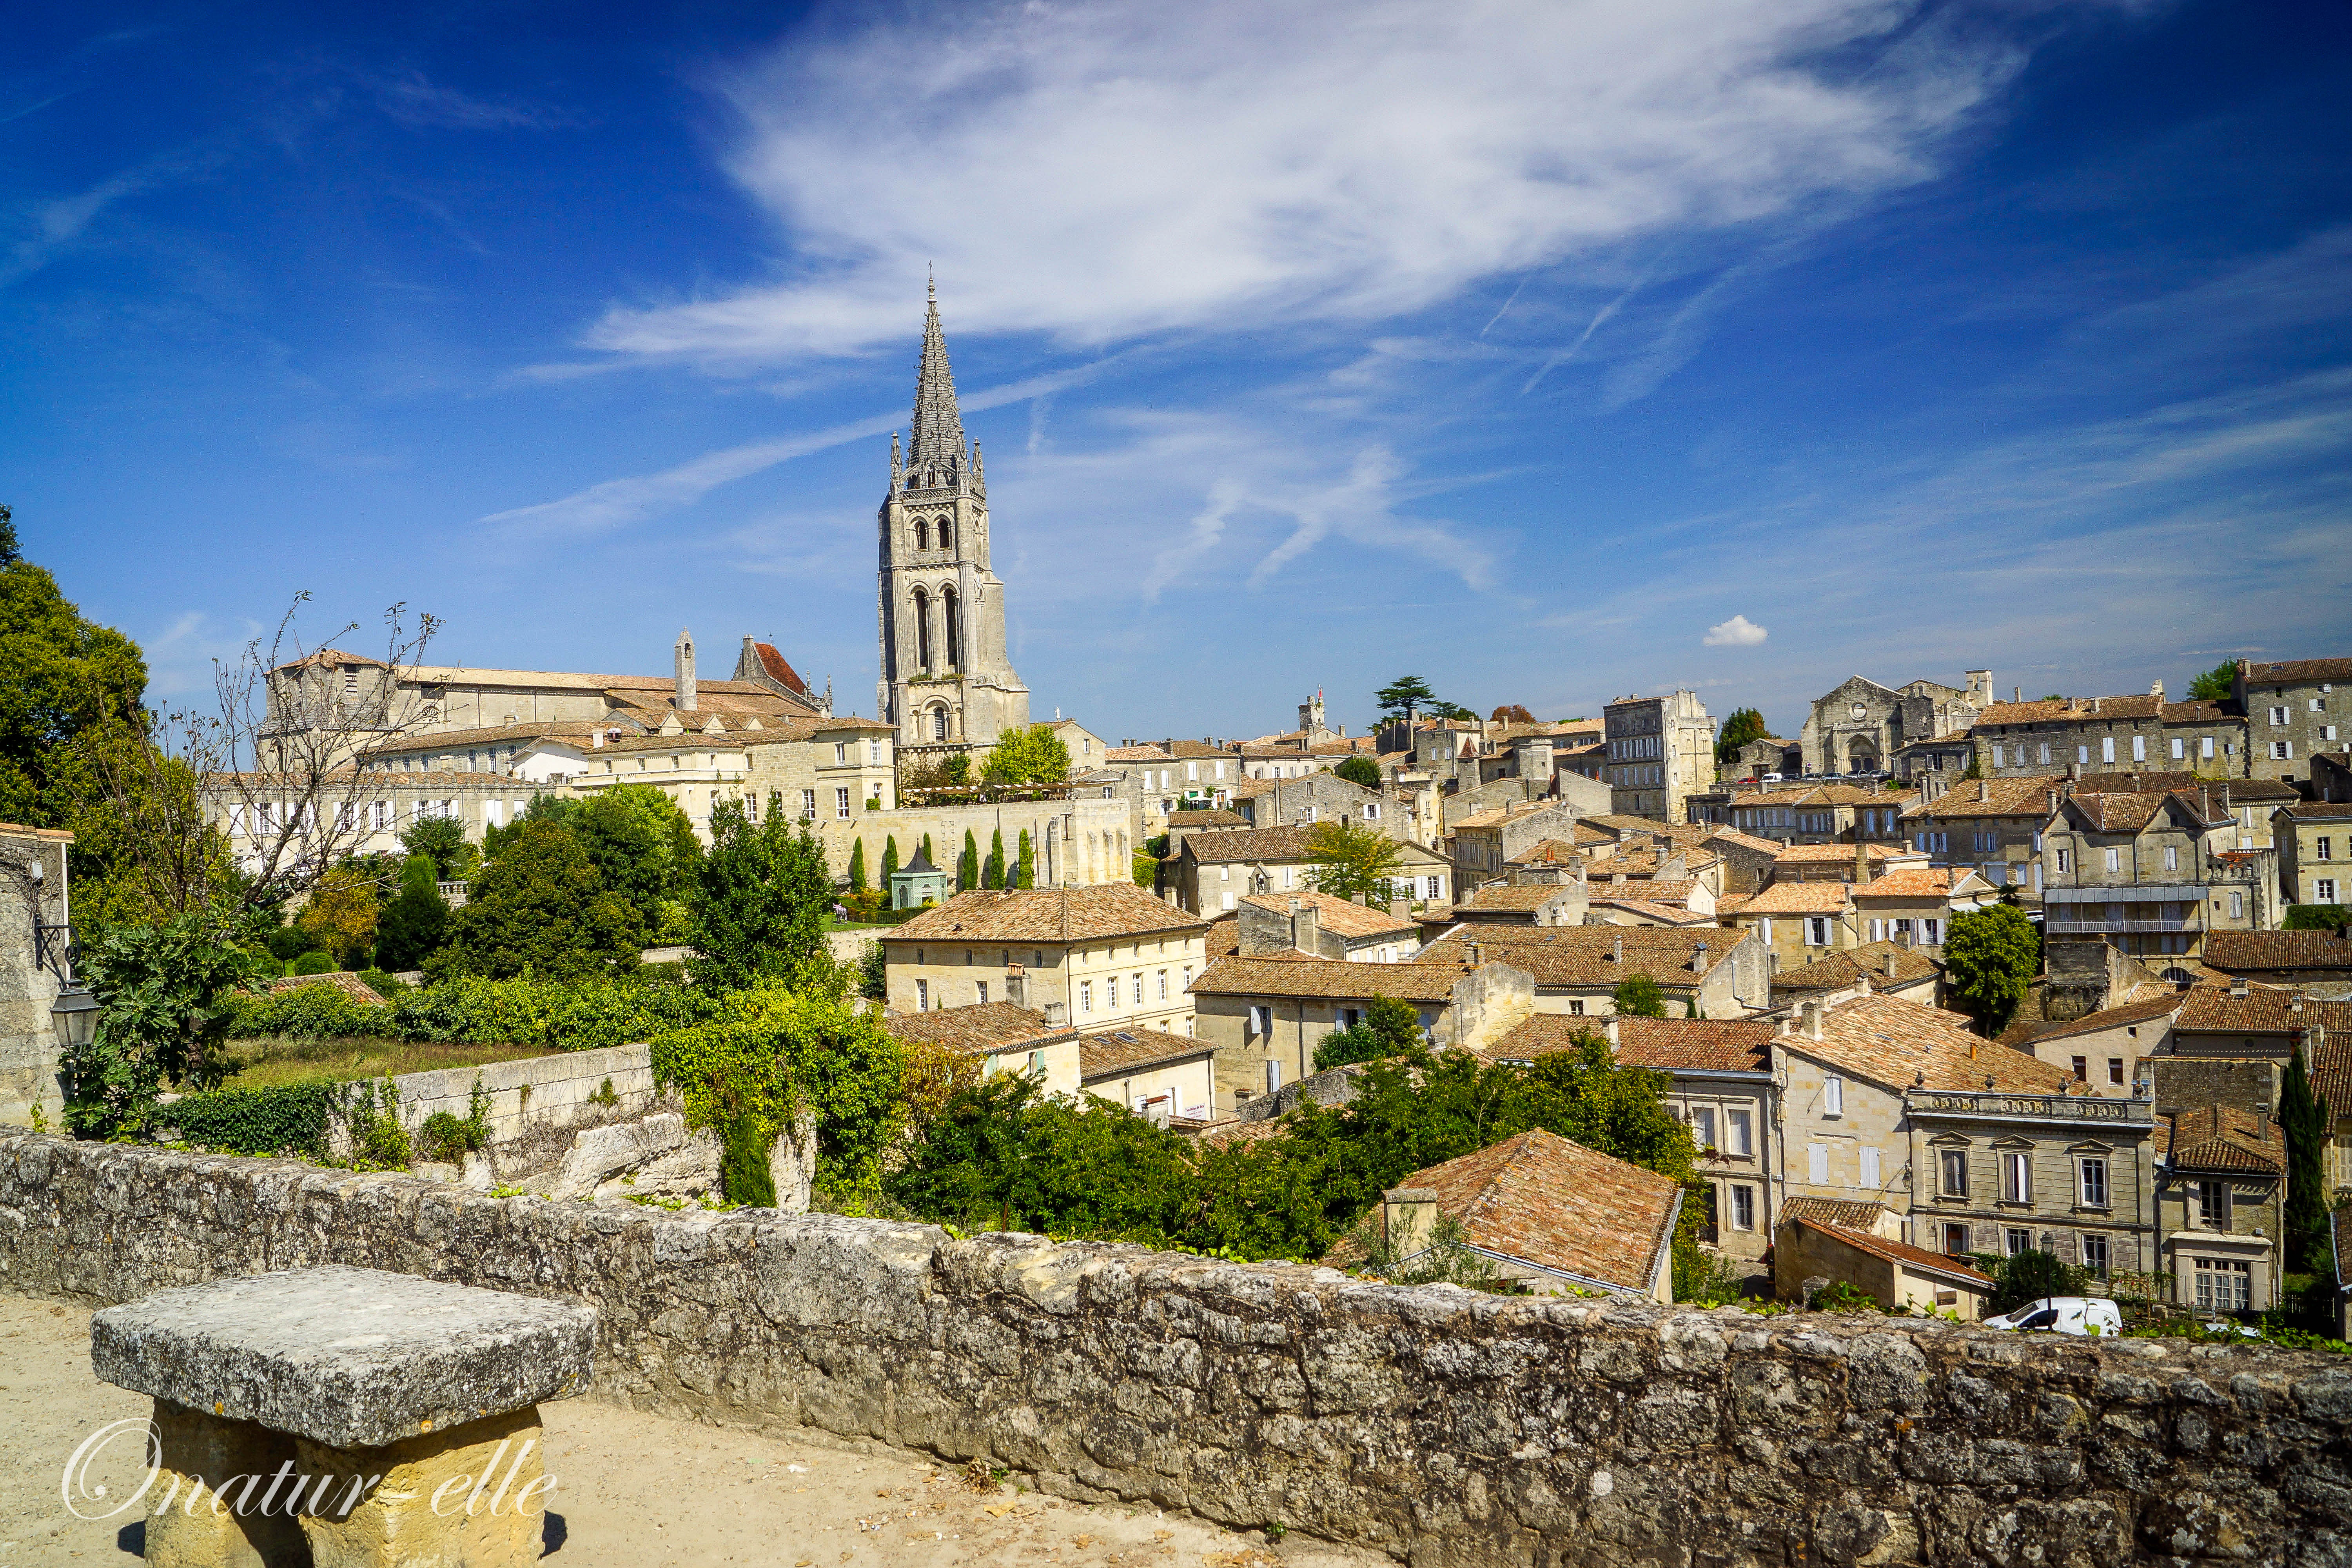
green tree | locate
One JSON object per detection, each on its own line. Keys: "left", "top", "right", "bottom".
{"left": 1312, "top": 996, "right": 1425, "bottom": 1070}
{"left": 2187, "top": 660, "right": 2238, "bottom": 702}
{"left": 942, "top": 753, "right": 973, "bottom": 785}
{"left": 882, "top": 836, "right": 900, "bottom": 887}
{"left": 1716, "top": 706, "right": 1769, "bottom": 764}
{"left": 1303, "top": 818, "right": 1405, "bottom": 902}
{"left": 65, "top": 914, "right": 261, "bottom": 1134}
{"left": 2286, "top": 905, "right": 2350, "bottom": 931}
{"left": 373, "top": 854, "right": 450, "bottom": 971}
{"left": 0, "top": 511, "right": 149, "bottom": 833}
{"left": 1332, "top": 755, "right": 1382, "bottom": 790}
{"left": 1990, "top": 1249, "right": 2083, "bottom": 1315}
{"left": 436, "top": 819, "right": 644, "bottom": 981}
{"left": 1943, "top": 904, "right": 2042, "bottom": 1032}
{"left": 981, "top": 724, "right": 1073, "bottom": 785}
{"left": 398, "top": 815, "right": 476, "bottom": 884}
{"left": 686, "top": 794, "right": 833, "bottom": 991}
{"left": 1612, "top": 972, "right": 1668, "bottom": 1018}
{"left": 960, "top": 829, "right": 979, "bottom": 889}
{"left": 921, "top": 833, "right": 935, "bottom": 867}
{"left": 984, "top": 829, "right": 1006, "bottom": 889}
{"left": 1427, "top": 701, "right": 1476, "bottom": 722}
{"left": 2283, "top": 1047, "right": 2332, "bottom": 1273}
{"left": 1374, "top": 676, "right": 1437, "bottom": 728}
{"left": 568, "top": 784, "right": 701, "bottom": 940}
{"left": 294, "top": 862, "right": 380, "bottom": 968}
{"left": 858, "top": 939, "right": 887, "bottom": 1001}
{"left": 848, "top": 838, "right": 868, "bottom": 893}
{"left": 1015, "top": 829, "right": 1033, "bottom": 889}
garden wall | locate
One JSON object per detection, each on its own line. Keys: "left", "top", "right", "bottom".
{"left": 383, "top": 1040, "right": 655, "bottom": 1143}
{"left": 5, "top": 1127, "right": 2352, "bottom": 1566}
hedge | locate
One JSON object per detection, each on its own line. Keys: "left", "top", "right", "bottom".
{"left": 161, "top": 1080, "right": 352, "bottom": 1159}
{"left": 224, "top": 974, "right": 723, "bottom": 1053}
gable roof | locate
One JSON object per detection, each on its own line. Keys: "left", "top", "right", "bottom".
{"left": 745, "top": 641, "right": 813, "bottom": 697}
{"left": 1189, "top": 955, "right": 1492, "bottom": 1003}
{"left": 1772, "top": 942, "right": 1942, "bottom": 995}
{"left": 1917, "top": 778, "right": 2068, "bottom": 820}
{"left": 1779, "top": 1196, "right": 1890, "bottom": 1232}
{"left": 2000, "top": 988, "right": 2189, "bottom": 1051}
{"left": 1457, "top": 883, "right": 1583, "bottom": 913}
{"left": 1165, "top": 809, "right": 1249, "bottom": 828}
{"left": 2175, "top": 986, "right": 2352, "bottom": 1036}
{"left": 1780, "top": 991, "right": 2071, "bottom": 1094}
{"left": 1853, "top": 867, "right": 1977, "bottom": 901}
{"left": 1478, "top": 1013, "right": 1773, "bottom": 1072}
{"left": 1722, "top": 882, "right": 1854, "bottom": 915}
{"left": 2161, "top": 1103, "right": 2284, "bottom": 1174}
{"left": 1369, "top": 1129, "right": 1682, "bottom": 1295}
{"left": 1418, "top": 927, "right": 1733, "bottom": 990}
{"left": 2244, "top": 657, "right": 2352, "bottom": 685}
{"left": 2204, "top": 930, "right": 2352, "bottom": 973}
{"left": 1237, "top": 888, "right": 1417, "bottom": 938}
{"left": 2060, "top": 789, "right": 2227, "bottom": 834}
{"left": 880, "top": 1002, "right": 1073, "bottom": 1055}
{"left": 1078, "top": 1027, "right": 1213, "bottom": 1078}
{"left": 1787, "top": 1215, "right": 1992, "bottom": 1289}
{"left": 1705, "top": 828, "right": 1787, "bottom": 857}
{"left": 1180, "top": 825, "right": 1318, "bottom": 863}
{"left": 885, "top": 885, "right": 1207, "bottom": 944}
{"left": 1775, "top": 842, "right": 1908, "bottom": 865}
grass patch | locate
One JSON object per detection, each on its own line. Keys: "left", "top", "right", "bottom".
{"left": 221, "top": 1036, "right": 551, "bottom": 1090}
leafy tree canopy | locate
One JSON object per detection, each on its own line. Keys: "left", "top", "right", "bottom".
{"left": 434, "top": 819, "right": 643, "bottom": 981}
{"left": 1612, "top": 971, "right": 1668, "bottom": 1018}
{"left": 1312, "top": 995, "right": 1425, "bottom": 1071}
{"left": 1332, "top": 755, "right": 1382, "bottom": 790}
{"left": 1426, "top": 701, "right": 1476, "bottom": 722}
{"left": 2187, "top": 659, "right": 2238, "bottom": 702}
{"left": 686, "top": 794, "right": 833, "bottom": 991}
{"left": 980, "top": 724, "right": 1073, "bottom": 785}
{"left": 296, "top": 862, "right": 380, "bottom": 968}
{"left": 2283, "top": 1047, "right": 2332, "bottom": 1273}
{"left": 1374, "top": 676, "right": 1437, "bottom": 724}
{"left": 1303, "top": 817, "right": 1405, "bottom": 903}
{"left": 1716, "top": 706, "right": 1769, "bottom": 763}
{"left": 398, "top": 815, "right": 477, "bottom": 884}
{"left": 373, "top": 854, "right": 450, "bottom": 972}
{"left": 1489, "top": 704, "right": 1535, "bottom": 724}
{"left": 1943, "top": 904, "right": 2041, "bottom": 1032}
{"left": 66, "top": 914, "right": 261, "bottom": 1134}
{"left": 2285, "top": 905, "right": 2349, "bottom": 931}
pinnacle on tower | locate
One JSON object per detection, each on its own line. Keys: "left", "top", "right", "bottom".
{"left": 906, "top": 278, "right": 968, "bottom": 483}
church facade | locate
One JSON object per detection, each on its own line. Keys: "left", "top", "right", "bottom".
{"left": 875, "top": 283, "right": 1031, "bottom": 761}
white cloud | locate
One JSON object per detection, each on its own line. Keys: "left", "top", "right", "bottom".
{"left": 1704, "top": 614, "right": 1769, "bottom": 647}
{"left": 584, "top": 0, "right": 2027, "bottom": 363}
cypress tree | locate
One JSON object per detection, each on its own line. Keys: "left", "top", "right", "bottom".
{"left": 984, "top": 828, "right": 1006, "bottom": 889}
{"left": 921, "top": 833, "right": 934, "bottom": 867}
{"left": 1016, "top": 829, "right": 1033, "bottom": 889}
{"left": 960, "top": 829, "right": 980, "bottom": 889}
{"left": 848, "top": 838, "right": 868, "bottom": 892}
{"left": 2283, "top": 1047, "right": 2331, "bottom": 1272}
{"left": 882, "top": 835, "right": 900, "bottom": 885}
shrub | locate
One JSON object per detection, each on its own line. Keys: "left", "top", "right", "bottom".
{"left": 1612, "top": 972, "right": 1667, "bottom": 1018}
{"left": 414, "top": 1079, "right": 492, "bottom": 1163}
{"left": 265, "top": 924, "right": 323, "bottom": 962}
{"left": 374, "top": 855, "right": 451, "bottom": 973}
{"left": 344, "top": 1079, "right": 412, "bottom": 1170}
{"left": 2287, "top": 905, "right": 2352, "bottom": 932}
{"left": 287, "top": 950, "right": 337, "bottom": 976}
{"left": 721, "top": 1118, "right": 778, "bottom": 1207}
{"left": 162, "top": 1080, "right": 346, "bottom": 1158}
{"left": 1312, "top": 996, "right": 1424, "bottom": 1070}
{"left": 1991, "top": 1248, "right": 2083, "bottom": 1314}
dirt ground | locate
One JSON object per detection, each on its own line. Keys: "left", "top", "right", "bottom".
{"left": 0, "top": 1293, "right": 1376, "bottom": 1568}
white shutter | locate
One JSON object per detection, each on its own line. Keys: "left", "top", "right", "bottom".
{"left": 1860, "top": 1147, "right": 1881, "bottom": 1187}
{"left": 1807, "top": 1144, "right": 1829, "bottom": 1183}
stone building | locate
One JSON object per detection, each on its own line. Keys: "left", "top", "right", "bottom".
{"left": 2235, "top": 657, "right": 2350, "bottom": 788}
{"left": 1226, "top": 772, "right": 1390, "bottom": 835}
{"left": 1969, "top": 688, "right": 2247, "bottom": 781}
{"left": 1187, "top": 953, "right": 1535, "bottom": 1109}
{"left": 1601, "top": 690, "right": 1715, "bottom": 822}
{"left": 880, "top": 885, "right": 1207, "bottom": 1034}
{"left": 1233, "top": 891, "right": 1419, "bottom": 962}
{"left": 1163, "top": 824, "right": 1450, "bottom": 916}
{"left": 2040, "top": 786, "right": 2270, "bottom": 959}
{"left": 2003, "top": 990, "right": 2189, "bottom": 1099}
{"left": 1448, "top": 800, "right": 1584, "bottom": 895}
{"left": 2156, "top": 1105, "right": 2285, "bottom": 1314}
{"left": 1417, "top": 926, "right": 1768, "bottom": 1020}
{"left": 1796, "top": 671, "right": 1988, "bottom": 780}
{"left": 874, "top": 283, "right": 1031, "bottom": 761}
{"left": 1483, "top": 1014, "right": 1779, "bottom": 1276}
{"left": 1703, "top": 782, "right": 1913, "bottom": 847}
{"left": 825, "top": 796, "right": 1135, "bottom": 900}
{"left": 2275, "top": 802, "right": 2352, "bottom": 909}
{"left": 0, "top": 823, "right": 73, "bottom": 1127}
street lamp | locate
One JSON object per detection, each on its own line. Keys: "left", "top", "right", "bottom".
{"left": 26, "top": 856, "right": 96, "bottom": 1048}
{"left": 50, "top": 982, "right": 99, "bottom": 1050}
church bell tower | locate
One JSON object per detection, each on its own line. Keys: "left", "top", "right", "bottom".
{"left": 875, "top": 279, "right": 1029, "bottom": 757}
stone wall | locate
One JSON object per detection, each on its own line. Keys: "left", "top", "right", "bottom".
{"left": 386, "top": 1041, "right": 656, "bottom": 1145}
{"left": 0, "top": 826, "right": 72, "bottom": 1128}
{"left": 7, "top": 1130, "right": 2352, "bottom": 1564}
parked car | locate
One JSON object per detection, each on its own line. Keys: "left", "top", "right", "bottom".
{"left": 1982, "top": 1297, "right": 2123, "bottom": 1336}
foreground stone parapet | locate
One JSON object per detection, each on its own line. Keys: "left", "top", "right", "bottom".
{"left": 91, "top": 1265, "right": 595, "bottom": 1448}
{"left": 91, "top": 1267, "right": 590, "bottom": 1566}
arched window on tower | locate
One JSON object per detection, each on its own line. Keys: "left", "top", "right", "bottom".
{"left": 943, "top": 587, "right": 962, "bottom": 672}
{"left": 939, "top": 516, "right": 955, "bottom": 554}
{"left": 914, "top": 518, "right": 929, "bottom": 551}
{"left": 932, "top": 706, "right": 951, "bottom": 743}
{"left": 913, "top": 589, "right": 932, "bottom": 670}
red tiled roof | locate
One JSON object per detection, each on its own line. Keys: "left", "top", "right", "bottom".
{"left": 886, "top": 886, "right": 1207, "bottom": 944}
{"left": 2162, "top": 1103, "right": 2283, "bottom": 1174}
{"left": 2245, "top": 658, "right": 2352, "bottom": 685}
{"left": 1781, "top": 991, "right": 2070, "bottom": 1094}
{"left": 880, "top": 1002, "right": 1072, "bottom": 1055}
{"left": 1788, "top": 1216, "right": 1992, "bottom": 1289}
{"left": 2205, "top": 930, "right": 2352, "bottom": 972}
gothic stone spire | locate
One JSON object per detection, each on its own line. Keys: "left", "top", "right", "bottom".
{"left": 905, "top": 276, "right": 968, "bottom": 486}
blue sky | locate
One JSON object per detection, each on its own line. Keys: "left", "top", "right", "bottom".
{"left": 5, "top": 0, "right": 2348, "bottom": 743}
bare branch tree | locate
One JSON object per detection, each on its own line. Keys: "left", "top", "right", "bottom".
{"left": 94, "top": 597, "right": 440, "bottom": 921}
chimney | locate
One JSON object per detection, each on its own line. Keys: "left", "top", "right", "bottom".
{"left": 1005, "top": 964, "right": 1027, "bottom": 1008}
{"left": 1976, "top": 779, "right": 1989, "bottom": 802}
{"left": 1881, "top": 950, "right": 1894, "bottom": 977}
{"left": 674, "top": 628, "right": 698, "bottom": 713}
{"left": 1043, "top": 1001, "right": 1068, "bottom": 1027}
{"left": 2014, "top": 686, "right": 2022, "bottom": 703}
{"left": 1391, "top": 897, "right": 1409, "bottom": 922}
{"left": 1800, "top": 1000, "right": 1822, "bottom": 1041}
{"left": 2151, "top": 679, "right": 2165, "bottom": 700}
{"left": 1603, "top": 1016, "right": 1619, "bottom": 1048}
{"left": 1853, "top": 838, "right": 1871, "bottom": 886}
{"left": 1612, "top": 933, "right": 1624, "bottom": 965}
{"left": 2090, "top": 697, "right": 2100, "bottom": 714}
{"left": 1468, "top": 942, "right": 1483, "bottom": 966}
{"left": 1294, "top": 903, "right": 1321, "bottom": 955}
{"left": 1381, "top": 1187, "right": 1439, "bottom": 1263}
{"left": 2231, "top": 975, "right": 2249, "bottom": 999}
{"left": 2044, "top": 789, "right": 2057, "bottom": 813}
{"left": 1690, "top": 941, "right": 1709, "bottom": 974}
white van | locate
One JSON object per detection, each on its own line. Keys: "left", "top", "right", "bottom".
{"left": 1981, "top": 1297, "right": 2123, "bottom": 1336}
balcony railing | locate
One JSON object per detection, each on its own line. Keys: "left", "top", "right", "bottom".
{"left": 2045, "top": 915, "right": 2198, "bottom": 934}
{"left": 1907, "top": 1090, "right": 2154, "bottom": 1124}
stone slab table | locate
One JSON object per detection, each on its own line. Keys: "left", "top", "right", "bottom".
{"left": 90, "top": 1265, "right": 596, "bottom": 1568}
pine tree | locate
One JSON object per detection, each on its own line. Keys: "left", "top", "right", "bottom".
{"left": 1015, "top": 829, "right": 1033, "bottom": 889}
{"left": 2283, "top": 1047, "right": 2331, "bottom": 1272}
{"left": 959, "top": 829, "right": 980, "bottom": 889}
{"left": 921, "top": 833, "right": 934, "bottom": 867}
{"left": 848, "top": 838, "right": 868, "bottom": 892}
{"left": 984, "top": 828, "right": 1006, "bottom": 889}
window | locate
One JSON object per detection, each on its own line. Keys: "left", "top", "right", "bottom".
{"left": 2078, "top": 745, "right": 2091, "bottom": 765}
{"left": 2195, "top": 1257, "right": 2251, "bottom": 1312}
{"left": 2131, "top": 735, "right": 2146, "bottom": 762}
{"left": 2071, "top": 1055, "right": 2087, "bottom": 1080}
{"left": 1942, "top": 1223, "right": 1971, "bottom": 1256}
{"left": 975, "top": 981, "right": 989, "bottom": 1005}
{"left": 1991, "top": 745, "right": 2005, "bottom": 768}
{"left": 2005, "top": 1227, "right": 2032, "bottom": 1256}
{"left": 1157, "top": 969, "right": 1169, "bottom": 1000}
{"left": 1822, "top": 1076, "right": 1844, "bottom": 1116}
{"left": 2270, "top": 705, "right": 2290, "bottom": 725}
{"left": 2319, "top": 837, "right": 2335, "bottom": 861}
{"left": 870, "top": 740, "right": 884, "bottom": 764}
{"left": 1568, "top": 999, "right": 1586, "bottom": 1016}
{"left": 835, "top": 787, "right": 851, "bottom": 818}
{"left": 2102, "top": 738, "right": 2115, "bottom": 764}
{"left": 1425, "top": 875, "right": 1442, "bottom": 899}
{"left": 1247, "top": 1004, "right": 1268, "bottom": 1034}
{"left": 1690, "top": 1107, "right": 1716, "bottom": 1150}
{"left": 1265, "top": 1061, "right": 1282, "bottom": 1095}
{"left": 2000, "top": 1150, "right": 2031, "bottom": 1203}
{"left": 1726, "top": 1109, "right": 1752, "bottom": 1157}
{"left": 1027, "top": 1050, "right": 1044, "bottom": 1078}
{"left": 2081, "top": 1233, "right": 2109, "bottom": 1278}
{"left": 835, "top": 742, "right": 848, "bottom": 765}
{"left": 1806, "top": 917, "right": 1829, "bottom": 946}
{"left": 1860, "top": 1147, "right": 1881, "bottom": 1188}
{"left": 2038, "top": 743, "right": 2051, "bottom": 765}
{"left": 1730, "top": 1185, "right": 1756, "bottom": 1231}
{"left": 1131, "top": 974, "right": 1144, "bottom": 1005}
{"left": 2171, "top": 738, "right": 2185, "bottom": 760}
{"left": 2073, "top": 1156, "right": 2110, "bottom": 1209}
{"left": 800, "top": 789, "right": 817, "bottom": 820}
{"left": 915, "top": 979, "right": 929, "bottom": 1010}
{"left": 2164, "top": 846, "right": 2178, "bottom": 872}
{"left": 2319, "top": 878, "right": 2339, "bottom": 903}
{"left": 1080, "top": 981, "right": 1094, "bottom": 1015}
{"left": 2230, "top": 891, "right": 2244, "bottom": 920}
{"left": 1807, "top": 1144, "right": 1828, "bottom": 1183}
{"left": 2103, "top": 1057, "right": 2125, "bottom": 1088}
{"left": 2056, "top": 848, "right": 2072, "bottom": 873}
{"left": 370, "top": 800, "right": 391, "bottom": 832}
{"left": 2272, "top": 741, "right": 2294, "bottom": 762}
{"left": 2196, "top": 1180, "right": 2230, "bottom": 1229}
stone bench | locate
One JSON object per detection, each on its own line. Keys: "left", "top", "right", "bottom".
{"left": 91, "top": 1265, "right": 595, "bottom": 1567}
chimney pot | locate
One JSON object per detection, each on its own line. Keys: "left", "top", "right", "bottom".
{"left": 1612, "top": 933, "right": 1624, "bottom": 965}
{"left": 1801, "top": 1000, "right": 1822, "bottom": 1041}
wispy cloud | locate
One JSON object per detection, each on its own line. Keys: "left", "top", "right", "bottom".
{"left": 581, "top": 0, "right": 2027, "bottom": 365}
{"left": 373, "top": 73, "right": 581, "bottom": 132}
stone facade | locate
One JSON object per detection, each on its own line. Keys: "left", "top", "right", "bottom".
{"left": 1969, "top": 688, "right": 2248, "bottom": 782}
{"left": 2236, "top": 657, "right": 2350, "bottom": 787}
{"left": 2276, "top": 803, "right": 2352, "bottom": 909}
{"left": 1797, "top": 672, "right": 1987, "bottom": 780}
{"left": 9, "top": 1129, "right": 2352, "bottom": 1566}
{"left": 876, "top": 285, "right": 1031, "bottom": 760}
{"left": 1602, "top": 690, "right": 1715, "bottom": 822}
{"left": 0, "top": 824, "right": 72, "bottom": 1127}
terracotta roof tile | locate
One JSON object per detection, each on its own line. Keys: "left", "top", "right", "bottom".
{"left": 1781, "top": 991, "right": 2070, "bottom": 1094}
{"left": 2175, "top": 987, "right": 2352, "bottom": 1036}
{"left": 880, "top": 1002, "right": 1072, "bottom": 1055}
{"left": 1165, "top": 809, "right": 1248, "bottom": 828}
{"left": 1771, "top": 942, "right": 1942, "bottom": 995}
{"left": 1237, "top": 889, "right": 1417, "bottom": 937}
{"left": 2205, "top": 930, "right": 2352, "bottom": 971}
{"left": 1724, "top": 882, "right": 1854, "bottom": 915}
{"left": 1585, "top": 897, "right": 1714, "bottom": 926}
{"left": 1362, "top": 1129, "right": 1681, "bottom": 1294}
{"left": 1788, "top": 1216, "right": 1991, "bottom": 1287}
{"left": 268, "top": 971, "right": 387, "bottom": 1007}
{"left": 1180, "top": 825, "right": 1318, "bottom": 864}
{"left": 2245, "top": 657, "right": 2352, "bottom": 684}
{"left": 1704, "top": 828, "right": 1786, "bottom": 857}
{"left": 2284, "top": 803, "right": 2352, "bottom": 820}
{"left": 1775, "top": 843, "right": 1907, "bottom": 864}
{"left": 1419, "top": 927, "right": 1732, "bottom": 990}
{"left": 1780, "top": 1196, "right": 1889, "bottom": 1232}
{"left": 1078, "top": 1028, "right": 1213, "bottom": 1078}
{"left": 886, "top": 886, "right": 1207, "bottom": 944}
{"left": 1457, "top": 884, "right": 1583, "bottom": 913}
{"left": 2161, "top": 1103, "right": 2283, "bottom": 1174}
{"left": 1190, "top": 955, "right": 1491, "bottom": 1002}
